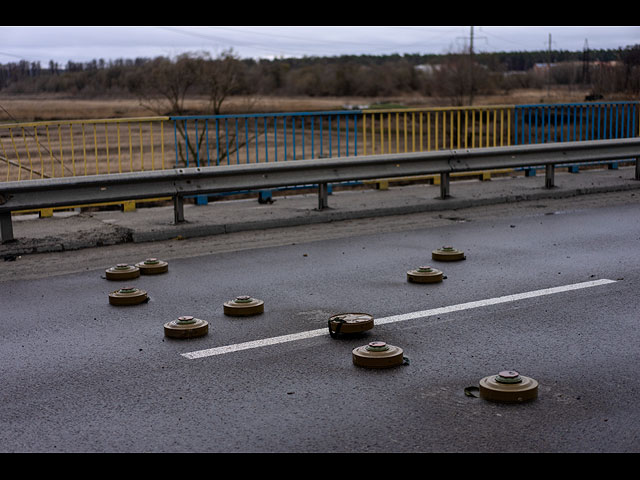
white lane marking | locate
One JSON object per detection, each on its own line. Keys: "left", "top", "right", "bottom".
{"left": 181, "top": 278, "right": 616, "bottom": 360}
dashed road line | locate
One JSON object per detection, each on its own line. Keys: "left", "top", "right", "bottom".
{"left": 181, "top": 278, "right": 616, "bottom": 360}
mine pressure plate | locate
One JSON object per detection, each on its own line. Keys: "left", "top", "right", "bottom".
{"left": 478, "top": 370, "right": 539, "bottom": 403}
{"left": 432, "top": 246, "right": 466, "bottom": 262}
{"left": 164, "top": 315, "right": 209, "bottom": 339}
{"left": 352, "top": 341, "right": 406, "bottom": 369}
{"left": 108, "top": 286, "right": 148, "bottom": 306}
{"left": 407, "top": 266, "right": 443, "bottom": 283}
{"left": 328, "top": 313, "right": 374, "bottom": 338}
{"left": 223, "top": 295, "right": 264, "bottom": 316}
{"left": 105, "top": 263, "right": 140, "bottom": 281}
{"left": 135, "top": 258, "right": 169, "bottom": 275}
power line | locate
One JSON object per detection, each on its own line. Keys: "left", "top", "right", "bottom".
{"left": 0, "top": 50, "right": 33, "bottom": 61}
{"left": 159, "top": 26, "right": 462, "bottom": 59}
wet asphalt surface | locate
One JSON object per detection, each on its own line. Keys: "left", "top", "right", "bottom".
{"left": 1, "top": 194, "right": 639, "bottom": 452}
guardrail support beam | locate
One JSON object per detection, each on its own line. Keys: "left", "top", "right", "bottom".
{"left": 440, "top": 172, "right": 450, "bottom": 199}
{"left": 318, "top": 183, "right": 329, "bottom": 210}
{"left": 1, "top": 212, "right": 14, "bottom": 243}
{"left": 174, "top": 195, "right": 185, "bottom": 224}
{"left": 545, "top": 164, "right": 555, "bottom": 188}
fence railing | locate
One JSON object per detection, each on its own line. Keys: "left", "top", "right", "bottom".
{"left": 514, "top": 101, "right": 639, "bottom": 145}
{"left": 2, "top": 102, "right": 638, "bottom": 184}
{"left": 512, "top": 101, "right": 639, "bottom": 175}
{"left": 2, "top": 137, "right": 639, "bottom": 243}
{"left": 0, "top": 117, "right": 171, "bottom": 183}
{"left": 361, "top": 105, "right": 513, "bottom": 155}
{"left": 172, "top": 111, "right": 361, "bottom": 168}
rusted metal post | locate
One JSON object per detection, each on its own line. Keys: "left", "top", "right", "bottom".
{"left": 440, "top": 172, "right": 450, "bottom": 199}
{"left": 318, "top": 182, "right": 329, "bottom": 210}
{"left": 173, "top": 195, "right": 185, "bottom": 224}
{"left": 0, "top": 211, "right": 14, "bottom": 243}
{"left": 545, "top": 164, "right": 555, "bottom": 188}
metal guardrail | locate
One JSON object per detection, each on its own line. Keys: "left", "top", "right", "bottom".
{"left": 514, "top": 101, "right": 639, "bottom": 175}
{"left": 0, "top": 116, "right": 172, "bottom": 215}
{"left": 1, "top": 137, "right": 639, "bottom": 243}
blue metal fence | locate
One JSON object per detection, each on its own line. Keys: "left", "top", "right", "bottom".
{"left": 173, "top": 102, "right": 640, "bottom": 168}
{"left": 171, "top": 111, "right": 361, "bottom": 168}
{"left": 514, "top": 101, "right": 638, "bottom": 144}
{"left": 169, "top": 101, "right": 640, "bottom": 197}
{"left": 514, "top": 101, "right": 639, "bottom": 173}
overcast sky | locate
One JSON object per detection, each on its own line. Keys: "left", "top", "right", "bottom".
{"left": 1, "top": 26, "right": 638, "bottom": 65}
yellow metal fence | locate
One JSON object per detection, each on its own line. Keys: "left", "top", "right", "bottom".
{"left": 0, "top": 116, "right": 171, "bottom": 182}
{"left": 360, "top": 106, "right": 513, "bottom": 189}
{"left": 1, "top": 108, "right": 517, "bottom": 184}
{"left": 361, "top": 105, "right": 513, "bottom": 155}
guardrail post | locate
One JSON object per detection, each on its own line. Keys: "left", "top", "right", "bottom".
{"left": 0, "top": 212, "right": 14, "bottom": 243}
{"left": 318, "top": 183, "right": 329, "bottom": 210}
{"left": 545, "top": 164, "right": 555, "bottom": 188}
{"left": 636, "top": 157, "right": 640, "bottom": 180}
{"left": 440, "top": 172, "right": 450, "bottom": 199}
{"left": 174, "top": 195, "right": 185, "bottom": 224}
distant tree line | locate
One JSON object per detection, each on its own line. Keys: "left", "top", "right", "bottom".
{"left": 1, "top": 45, "right": 639, "bottom": 110}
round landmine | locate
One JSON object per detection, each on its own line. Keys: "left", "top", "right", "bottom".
{"left": 223, "top": 295, "right": 264, "bottom": 316}
{"left": 108, "top": 286, "right": 148, "bottom": 306}
{"left": 164, "top": 315, "right": 208, "bottom": 339}
{"left": 352, "top": 341, "right": 404, "bottom": 369}
{"left": 105, "top": 263, "right": 140, "bottom": 281}
{"left": 407, "top": 266, "right": 443, "bottom": 283}
{"left": 478, "top": 370, "right": 539, "bottom": 403}
{"left": 136, "top": 258, "right": 169, "bottom": 275}
{"left": 432, "top": 246, "right": 465, "bottom": 262}
{"left": 328, "top": 313, "right": 374, "bottom": 338}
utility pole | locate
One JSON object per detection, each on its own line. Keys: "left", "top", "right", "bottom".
{"left": 582, "top": 38, "right": 590, "bottom": 84}
{"left": 469, "top": 26, "right": 474, "bottom": 105}
{"left": 547, "top": 33, "right": 552, "bottom": 98}
{"left": 457, "top": 26, "right": 485, "bottom": 105}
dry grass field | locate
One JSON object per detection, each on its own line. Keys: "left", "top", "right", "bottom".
{"left": 0, "top": 88, "right": 604, "bottom": 123}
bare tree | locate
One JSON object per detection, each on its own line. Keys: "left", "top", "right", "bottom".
{"left": 134, "top": 53, "right": 203, "bottom": 117}
{"left": 185, "top": 49, "right": 256, "bottom": 164}
{"left": 620, "top": 45, "right": 640, "bottom": 93}
{"left": 133, "top": 50, "right": 255, "bottom": 166}
{"left": 203, "top": 48, "right": 243, "bottom": 115}
{"left": 432, "top": 54, "right": 471, "bottom": 106}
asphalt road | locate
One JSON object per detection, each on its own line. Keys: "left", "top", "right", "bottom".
{"left": 1, "top": 193, "right": 640, "bottom": 452}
